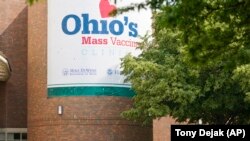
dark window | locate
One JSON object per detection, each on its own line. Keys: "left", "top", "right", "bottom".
{"left": 22, "top": 133, "right": 27, "bottom": 139}
{"left": 14, "top": 133, "right": 20, "bottom": 139}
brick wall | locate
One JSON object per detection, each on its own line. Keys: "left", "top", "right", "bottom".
{"left": 153, "top": 117, "right": 177, "bottom": 141}
{"left": 0, "top": 82, "right": 6, "bottom": 127}
{"left": 28, "top": 1, "right": 152, "bottom": 141}
{"left": 0, "top": 1, "right": 190, "bottom": 141}
{"left": 0, "top": 0, "right": 27, "bottom": 128}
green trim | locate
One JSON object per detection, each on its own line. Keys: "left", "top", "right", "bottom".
{"left": 48, "top": 86, "right": 135, "bottom": 98}
{"left": 48, "top": 83, "right": 131, "bottom": 87}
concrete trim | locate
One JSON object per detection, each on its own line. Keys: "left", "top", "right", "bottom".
{"left": 0, "top": 128, "right": 27, "bottom": 133}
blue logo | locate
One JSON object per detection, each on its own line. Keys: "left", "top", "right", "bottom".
{"left": 61, "top": 14, "right": 138, "bottom": 37}
{"left": 62, "top": 68, "right": 69, "bottom": 76}
{"left": 63, "top": 68, "right": 97, "bottom": 76}
{"left": 107, "top": 69, "right": 113, "bottom": 75}
{"left": 107, "top": 68, "right": 120, "bottom": 76}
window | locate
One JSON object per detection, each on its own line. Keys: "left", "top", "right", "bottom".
{"left": 21, "top": 133, "right": 27, "bottom": 141}
{"left": 0, "top": 132, "right": 27, "bottom": 141}
{"left": 0, "top": 133, "right": 5, "bottom": 141}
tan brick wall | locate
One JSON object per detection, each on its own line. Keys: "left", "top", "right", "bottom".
{"left": 28, "top": 1, "right": 152, "bottom": 141}
{"left": 153, "top": 117, "right": 176, "bottom": 141}
{"left": 0, "top": 0, "right": 27, "bottom": 128}
{"left": 153, "top": 116, "right": 188, "bottom": 141}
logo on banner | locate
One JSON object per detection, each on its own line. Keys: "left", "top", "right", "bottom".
{"left": 61, "top": 0, "right": 139, "bottom": 41}
{"left": 62, "top": 68, "right": 97, "bottom": 76}
{"left": 107, "top": 68, "right": 121, "bottom": 76}
{"left": 99, "top": 0, "right": 117, "bottom": 18}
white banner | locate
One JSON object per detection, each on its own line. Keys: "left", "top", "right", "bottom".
{"left": 47, "top": 0, "right": 151, "bottom": 97}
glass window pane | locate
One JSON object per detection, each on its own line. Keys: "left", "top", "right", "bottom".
{"left": 13, "top": 133, "right": 20, "bottom": 139}
{"left": 7, "top": 133, "right": 14, "bottom": 140}
{"left": 0, "top": 133, "right": 5, "bottom": 140}
{"left": 22, "top": 133, "right": 27, "bottom": 139}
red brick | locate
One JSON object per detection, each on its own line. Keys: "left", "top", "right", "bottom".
{"left": 0, "top": 0, "right": 27, "bottom": 128}
{"left": 28, "top": 1, "right": 152, "bottom": 141}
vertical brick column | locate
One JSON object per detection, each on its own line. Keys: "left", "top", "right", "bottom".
{"left": 0, "top": 82, "right": 6, "bottom": 127}
{"left": 0, "top": 0, "right": 27, "bottom": 128}
{"left": 153, "top": 117, "right": 176, "bottom": 141}
{"left": 28, "top": 1, "right": 152, "bottom": 141}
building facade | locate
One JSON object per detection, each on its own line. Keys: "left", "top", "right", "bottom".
{"left": 0, "top": 0, "right": 177, "bottom": 141}
{"left": 0, "top": 0, "right": 28, "bottom": 140}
